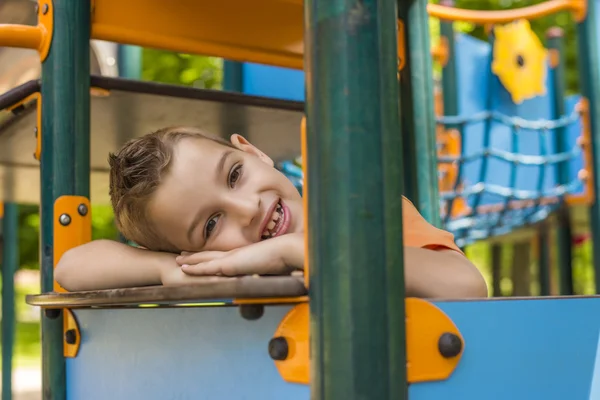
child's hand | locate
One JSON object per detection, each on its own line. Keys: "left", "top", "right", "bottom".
{"left": 175, "top": 233, "right": 304, "bottom": 277}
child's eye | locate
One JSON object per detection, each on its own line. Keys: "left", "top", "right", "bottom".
{"left": 204, "top": 215, "right": 220, "bottom": 239}
{"left": 228, "top": 164, "right": 243, "bottom": 188}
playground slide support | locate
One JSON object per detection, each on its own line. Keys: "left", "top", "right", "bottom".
{"left": 304, "top": 0, "right": 407, "bottom": 397}
{"left": 439, "top": 0, "right": 461, "bottom": 227}
{"left": 1, "top": 203, "right": 19, "bottom": 400}
{"left": 398, "top": 0, "right": 441, "bottom": 226}
{"left": 40, "top": 1, "right": 91, "bottom": 399}
{"left": 547, "top": 28, "right": 574, "bottom": 296}
{"left": 575, "top": 0, "right": 600, "bottom": 294}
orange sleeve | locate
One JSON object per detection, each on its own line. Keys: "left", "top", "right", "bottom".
{"left": 401, "top": 196, "right": 463, "bottom": 254}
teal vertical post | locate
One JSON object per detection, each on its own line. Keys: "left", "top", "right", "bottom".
{"left": 1, "top": 203, "right": 18, "bottom": 400}
{"left": 117, "top": 45, "right": 142, "bottom": 80}
{"left": 576, "top": 3, "right": 600, "bottom": 294}
{"left": 439, "top": 0, "right": 462, "bottom": 225}
{"left": 398, "top": 0, "right": 440, "bottom": 226}
{"left": 305, "top": 0, "right": 407, "bottom": 398}
{"left": 116, "top": 45, "right": 141, "bottom": 243}
{"left": 40, "top": 1, "right": 91, "bottom": 399}
{"left": 547, "top": 27, "right": 573, "bottom": 295}
{"left": 223, "top": 61, "right": 243, "bottom": 92}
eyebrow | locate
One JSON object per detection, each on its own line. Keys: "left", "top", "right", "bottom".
{"left": 216, "top": 150, "right": 233, "bottom": 182}
{"left": 185, "top": 150, "right": 234, "bottom": 247}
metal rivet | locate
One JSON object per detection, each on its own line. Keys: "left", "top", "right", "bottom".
{"left": 59, "top": 214, "right": 71, "bottom": 226}
{"left": 65, "top": 329, "right": 76, "bottom": 345}
{"left": 77, "top": 204, "right": 88, "bottom": 216}
{"left": 44, "top": 308, "right": 61, "bottom": 319}
{"left": 438, "top": 332, "right": 463, "bottom": 358}
{"left": 42, "top": 4, "right": 49, "bottom": 14}
{"left": 239, "top": 304, "right": 264, "bottom": 321}
{"left": 268, "top": 337, "right": 288, "bottom": 361}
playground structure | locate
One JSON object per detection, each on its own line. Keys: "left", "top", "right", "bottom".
{"left": 1, "top": 0, "right": 600, "bottom": 399}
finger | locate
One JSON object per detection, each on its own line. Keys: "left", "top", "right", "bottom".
{"left": 176, "top": 251, "right": 226, "bottom": 265}
{"left": 181, "top": 253, "right": 281, "bottom": 277}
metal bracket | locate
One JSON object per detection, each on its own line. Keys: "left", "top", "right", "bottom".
{"left": 7, "top": 92, "right": 42, "bottom": 161}
{"left": 269, "top": 298, "right": 465, "bottom": 384}
{"left": 54, "top": 196, "right": 92, "bottom": 293}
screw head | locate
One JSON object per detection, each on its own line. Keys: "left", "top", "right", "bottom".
{"left": 44, "top": 308, "right": 61, "bottom": 319}
{"left": 42, "top": 3, "right": 49, "bottom": 14}
{"left": 77, "top": 204, "right": 88, "bottom": 216}
{"left": 59, "top": 213, "right": 71, "bottom": 226}
{"left": 268, "top": 337, "right": 289, "bottom": 361}
{"left": 65, "top": 329, "right": 77, "bottom": 345}
{"left": 239, "top": 304, "right": 264, "bottom": 321}
{"left": 438, "top": 332, "right": 463, "bottom": 358}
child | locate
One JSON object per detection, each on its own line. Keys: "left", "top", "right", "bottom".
{"left": 54, "top": 126, "right": 488, "bottom": 299}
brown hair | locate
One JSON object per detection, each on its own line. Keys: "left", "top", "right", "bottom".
{"left": 108, "top": 126, "right": 235, "bottom": 252}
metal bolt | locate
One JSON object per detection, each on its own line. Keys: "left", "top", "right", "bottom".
{"left": 239, "top": 304, "right": 264, "bottom": 321}
{"left": 65, "top": 329, "right": 76, "bottom": 345}
{"left": 42, "top": 4, "right": 49, "bottom": 14}
{"left": 77, "top": 204, "right": 88, "bottom": 216}
{"left": 59, "top": 213, "right": 71, "bottom": 226}
{"left": 44, "top": 308, "right": 60, "bottom": 319}
{"left": 268, "top": 337, "right": 289, "bottom": 361}
{"left": 438, "top": 332, "right": 463, "bottom": 358}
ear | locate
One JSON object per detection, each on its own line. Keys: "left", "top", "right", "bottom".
{"left": 230, "top": 134, "right": 274, "bottom": 167}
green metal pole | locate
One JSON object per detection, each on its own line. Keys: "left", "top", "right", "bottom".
{"left": 547, "top": 27, "right": 573, "bottom": 295}
{"left": 40, "top": 1, "right": 90, "bottom": 399}
{"left": 117, "top": 45, "right": 142, "bottom": 80}
{"left": 1, "top": 203, "right": 18, "bottom": 400}
{"left": 305, "top": 0, "right": 406, "bottom": 398}
{"left": 576, "top": 3, "right": 600, "bottom": 294}
{"left": 398, "top": 0, "right": 441, "bottom": 226}
{"left": 223, "top": 61, "right": 243, "bottom": 92}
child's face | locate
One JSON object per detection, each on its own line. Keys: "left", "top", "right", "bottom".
{"left": 147, "top": 135, "right": 303, "bottom": 253}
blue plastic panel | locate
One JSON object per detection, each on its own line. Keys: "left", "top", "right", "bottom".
{"left": 411, "top": 297, "right": 600, "bottom": 400}
{"left": 67, "top": 305, "right": 309, "bottom": 400}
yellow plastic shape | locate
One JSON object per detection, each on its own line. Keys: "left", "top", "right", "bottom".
{"left": 491, "top": 20, "right": 548, "bottom": 104}
{"left": 54, "top": 196, "right": 92, "bottom": 292}
{"left": 271, "top": 298, "right": 464, "bottom": 384}
{"left": 428, "top": 0, "right": 586, "bottom": 24}
{"left": 63, "top": 309, "right": 81, "bottom": 358}
{"left": 0, "top": 0, "right": 53, "bottom": 61}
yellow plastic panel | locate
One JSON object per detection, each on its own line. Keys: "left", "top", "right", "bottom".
{"left": 271, "top": 298, "right": 464, "bottom": 384}
{"left": 54, "top": 196, "right": 92, "bottom": 292}
{"left": 91, "top": 0, "right": 305, "bottom": 70}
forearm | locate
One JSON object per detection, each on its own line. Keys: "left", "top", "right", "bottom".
{"left": 404, "top": 247, "right": 488, "bottom": 299}
{"left": 55, "top": 240, "right": 172, "bottom": 291}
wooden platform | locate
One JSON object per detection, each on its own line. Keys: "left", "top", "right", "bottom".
{"left": 25, "top": 275, "right": 307, "bottom": 308}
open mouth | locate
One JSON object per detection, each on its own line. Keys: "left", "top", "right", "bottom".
{"left": 261, "top": 200, "right": 290, "bottom": 240}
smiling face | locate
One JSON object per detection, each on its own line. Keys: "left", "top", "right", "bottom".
{"left": 146, "top": 134, "right": 303, "bottom": 253}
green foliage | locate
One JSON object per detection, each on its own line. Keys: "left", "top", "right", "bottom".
{"left": 141, "top": 49, "right": 223, "bottom": 89}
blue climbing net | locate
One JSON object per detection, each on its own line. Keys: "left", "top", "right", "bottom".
{"left": 277, "top": 104, "right": 589, "bottom": 247}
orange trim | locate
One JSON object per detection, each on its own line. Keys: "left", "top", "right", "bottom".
{"left": 428, "top": 0, "right": 587, "bottom": 24}
{"left": 567, "top": 97, "right": 595, "bottom": 206}
{"left": 397, "top": 20, "right": 406, "bottom": 71}
{"left": 431, "top": 36, "right": 449, "bottom": 67}
{"left": 53, "top": 196, "right": 92, "bottom": 292}
{"left": 301, "top": 116, "right": 309, "bottom": 289}
{"left": 271, "top": 298, "right": 464, "bottom": 384}
{"left": 63, "top": 309, "right": 81, "bottom": 358}
{"left": 0, "top": 0, "right": 53, "bottom": 61}
{"left": 234, "top": 296, "right": 308, "bottom": 305}
{"left": 0, "top": 203, "right": 4, "bottom": 219}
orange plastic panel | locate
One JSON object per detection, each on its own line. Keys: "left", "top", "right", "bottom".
{"left": 63, "top": 308, "right": 81, "bottom": 358}
{"left": 271, "top": 298, "right": 464, "bottom": 384}
{"left": 53, "top": 196, "right": 92, "bottom": 292}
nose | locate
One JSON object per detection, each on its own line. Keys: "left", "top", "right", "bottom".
{"left": 226, "top": 192, "right": 260, "bottom": 227}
